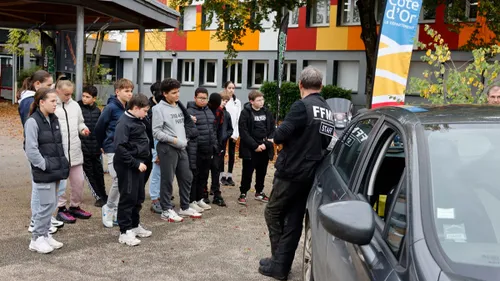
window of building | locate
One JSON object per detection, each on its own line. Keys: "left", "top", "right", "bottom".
{"left": 275, "top": 61, "right": 297, "bottom": 83}
{"left": 223, "top": 61, "right": 243, "bottom": 87}
{"left": 289, "top": 8, "right": 299, "bottom": 27}
{"left": 262, "top": 11, "right": 276, "bottom": 29}
{"left": 203, "top": 60, "right": 217, "bottom": 85}
{"left": 337, "top": 61, "right": 359, "bottom": 93}
{"left": 465, "top": 0, "right": 478, "bottom": 20}
{"left": 202, "top": 9, "right": 218, "bottom": 30}
{"left": 310, "top": 0, "right": 330, "bottom": 26}
{"left": 420, "top": 7, "right": 436, "bottom": 22}
{"left": 182, "top": 6, "right": 197, "bottom": 31}
{"left": 182, "top": 60, "right": 195, "bottom": 84}
{"left": 250, "top": 61, "right": 268, "bottom": 88}
{"left": 163, "top": 60, "right": 172, "bottom": 79}
{"left": 341, "top": 0, "right": 360, "bottom": 25}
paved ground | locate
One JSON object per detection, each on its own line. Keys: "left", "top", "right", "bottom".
{"left": 0, "top": 103, "right": 304, "bottom": 281}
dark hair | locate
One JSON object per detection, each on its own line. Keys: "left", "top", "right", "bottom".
{"left": 248, "top": 90, "right": 263, "bottom": 101}
{"left": 82, "top": 85, "right": 98, "bottom": 98}
{"left": 224, "top": 81, "right": 234, "bottom": 89}
{"left": 114, "top": 78, "right": 134, "bottom": 91}
{"left": 160, "top": 78, "right": 181, "bottom": 97}
{"left": 195, "top": 87, "right": 208, "bottom": 97}
{"left": 208, "top": 93, "right": 222, "bottom": 110}
{"left": 127, "top": 93, "right": 150, "bottom": 110}
{"left": 29, "top": 87, "right": 57, "bottom": 116}
{"left": 17, "top": 70, "right": 52, "bottom": 100}
{"left": 150, "top": 81, "right": 162, "bottom": 101}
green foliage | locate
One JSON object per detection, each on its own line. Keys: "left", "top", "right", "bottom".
{"left": 5, "top": 29, "right": 41, "bottom": 56}
{"left": 261, "top": 81, "right": 352, "bottom": 119}
{"left": 407, "top": 25, "right": 500, "bottom": 105}
{"left": 17, "top": 66, "right": 42, "bottom": 88}
{"left": 321, "top": 85, "right": 352, "bottom": 100}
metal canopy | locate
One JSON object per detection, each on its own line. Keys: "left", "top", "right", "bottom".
{"left": 0, "top": 0, "right": 180, "bottom": 31}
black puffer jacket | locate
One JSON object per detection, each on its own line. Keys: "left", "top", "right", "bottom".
{"left": 78, "top": 100, "right": 101, "bottom": 156}
{"left": 179, "top": 101, "right": 198, "bottom": 169}
{"left": 186, "top": 102, "right": 218, "bottom": 156}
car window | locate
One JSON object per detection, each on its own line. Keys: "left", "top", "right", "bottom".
{"left": 384, "top": 180, "right": 407, "bottom": 259}
{"left": 335, "top": 118, "right": 378, "bottom": 184}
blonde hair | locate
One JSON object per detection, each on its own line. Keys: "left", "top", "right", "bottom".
{"left": 56, "top": 80, "right": 74, "bottom": 90}
{"left": 219, "top": 89, "right": 231, "bottom": 101}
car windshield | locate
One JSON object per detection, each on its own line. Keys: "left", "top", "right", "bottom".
{"left": 425, "top": 123, "right": 500, "bottom": 274}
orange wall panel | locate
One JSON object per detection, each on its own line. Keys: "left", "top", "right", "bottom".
{"left": 347, "top": 26, "right": 365, "bottom": 50}
{"left": 234, "top": 30, "right": 260, "bottom": 51}
{"left": 186, "top": 11, "right": 211, "bottom": 50}
{"left": 126, "top": 31, "right": 139, "bottom": 51}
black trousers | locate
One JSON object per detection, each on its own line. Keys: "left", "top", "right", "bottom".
{"left": 143, "top": 152, "right": 153, "bottom": 186}
{"left": 83, "top": 154, "right": 107, "bottom": 201}
{"left": 211, "top": 150, "right": 223, "bottom": 196}
{"left": 240, "top": 151, "right": 269, "bottom": 194}
{"left": 115, "top": 162, "right": 145, "bottom": 234}
{"left": 191, "top": 153, "right": 212, "bottom": 202}
{"left": 226, "top": 138, "right": 236, "bottom": 174}
{"left": 264, "top": 177, "right": 313, "bottom": 272}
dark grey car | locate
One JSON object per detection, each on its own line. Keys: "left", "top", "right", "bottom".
{"left": 303, "top": 105, "right": 500, "bottom": 281}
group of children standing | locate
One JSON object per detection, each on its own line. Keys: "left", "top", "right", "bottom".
{"left": 19, "top": 70, "right": 276, "bottom": 251}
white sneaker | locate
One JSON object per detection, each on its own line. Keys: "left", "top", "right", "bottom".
{"left": 45, "top": 235, "right": 63, "bottom": 249}
{"left": 161, "top": 209, "right": 183, "bottom": 223}
{"left": 29, "top": 236, "right": 54, "bottom": 254}
{"left": 51, "top": 217, "right": 64, "bottom": 228}
{"left": 131, "top": 225, "right": 152, "bottom": 238}
{"left": 101, "top": 204, "right": 114, "bottom": 228}
{"left": 179, "top": 207, "right": 202, "bottom": 219}
{"left": 197, "top": 199, "right": 212, "bottom": 210}
{"left": 119, "top": 230, "right": 141, "bottom": 246}
{"left": 189, "top": 202, "right": 204, "bottom": 213}
{"left": 28, "top": 222, "right": 58, "bottom": 234}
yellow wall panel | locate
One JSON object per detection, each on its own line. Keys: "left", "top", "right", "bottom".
{"left": 209, "top": 31, "right": 227, "bottom": 51}
{"left": 316, "top": 5, "right": 348, "bottom": 50}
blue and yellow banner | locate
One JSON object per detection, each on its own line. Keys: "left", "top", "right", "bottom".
{"left": 372, "top": 0, "right": 423, "bottom": 108}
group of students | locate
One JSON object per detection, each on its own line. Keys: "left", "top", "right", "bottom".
{"left": 19, "top": 69, "right": 277, "bottom": 251}
{"left": 20, "top": 66, "right": 334, "bottom": 281}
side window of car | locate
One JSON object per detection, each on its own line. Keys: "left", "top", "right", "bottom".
{"left": 335, "top": 119, "right": 378, "bottom": 184}
{"left": 384, "top": 180, "right": 407, "bottom": 259}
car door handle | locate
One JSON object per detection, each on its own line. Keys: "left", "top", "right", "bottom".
{"left": 316, "top": 183, "right": 323, "bottom": 193}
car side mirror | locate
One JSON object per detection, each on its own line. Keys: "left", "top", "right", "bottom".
{"left": 319, "top": 200, "right": 375, "bottom": 245}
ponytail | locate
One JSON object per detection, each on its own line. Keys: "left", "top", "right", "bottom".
{"left": 17, "top": 70, "right": 52, "bottom": 101}
{"left": 16, "top": 77, "right": 32, "bottom": 100}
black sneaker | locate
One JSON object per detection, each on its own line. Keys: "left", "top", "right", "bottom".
{"left": 220, "top": 177, "right": 229, "bottom": 186}
{"left": 237, "top": 194, "right": 247, "bottom": 205}
{"left": 226, "top": 177, "right": 236, "bottom": 186}
{"left": 258, "top": 263, "right": 288, "bottom": 280}
{"left": 94, "top": 199, "right": 106, "bottom": 207}
{"left": 212, "top": 196, "right": 227, "bottom": 207}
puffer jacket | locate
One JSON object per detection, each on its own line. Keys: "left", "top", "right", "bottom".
{"left": 179, "top": 102, "right": 198, "bottom": 170}
{"left": 186, "top": 101, "right": 218, "bottom": 155}
{"left": 95, "top": 95, "right": 126, "bottom": 153}
{"left": 78, "top": 100, "right": 101, "bottom": 156}
{"left": 55, "top": 97, "right": 88, "bottom": 166}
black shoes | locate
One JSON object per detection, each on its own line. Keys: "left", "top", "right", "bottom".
{"left": 258, "top": 262, "right": 288, "bottom": 281}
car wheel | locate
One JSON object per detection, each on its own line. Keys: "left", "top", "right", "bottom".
{"left": 302, "top": 219, "right": 314, "bottom": 281}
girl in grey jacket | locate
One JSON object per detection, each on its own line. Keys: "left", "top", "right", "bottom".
{"left": 24, "top": 88, "right": 69, "bottom": 254}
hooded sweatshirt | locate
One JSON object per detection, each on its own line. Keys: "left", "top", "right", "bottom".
{"left": 18, "top": 90, "right": 36, "bottom": 126}
{"left": 95, "top": 95, "right": 126, "bottom": 153}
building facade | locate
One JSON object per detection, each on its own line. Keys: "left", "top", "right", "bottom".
{"left": 119, "top": 0, "right": 484, "bottom": 106}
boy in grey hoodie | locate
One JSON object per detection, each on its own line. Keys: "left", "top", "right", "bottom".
{"left": 152, "top": 78, "right": 201, "bottom": 222}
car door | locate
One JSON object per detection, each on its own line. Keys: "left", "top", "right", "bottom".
{"left": 344, "top": 122, "right": 410, "bottom": 281}
{"left": 312, "top": 117, "right": 381, "bottom": 281}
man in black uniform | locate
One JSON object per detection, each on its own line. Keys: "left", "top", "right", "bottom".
{"left": 259, "top": 66, "right": 334, "bottom": 280}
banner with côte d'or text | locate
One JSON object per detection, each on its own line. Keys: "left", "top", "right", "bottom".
{"left": 371, "top": 0, "right": 423, "bottom": 108}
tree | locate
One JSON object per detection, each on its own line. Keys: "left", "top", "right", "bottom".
{"left": 5, "top": 29, "right": 41, "bottom": 56}
{"left": 407, "top": 25, "right": 500, "bottom": 105}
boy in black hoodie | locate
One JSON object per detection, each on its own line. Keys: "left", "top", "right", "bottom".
{"left": 78, "top": 85, "right": 107, "bottom": 207}
{"left": 113, "top": 93, "right": 152, "bottom": 246}
{"left": 237, "top": 90, "right": 275, "bottom": 205}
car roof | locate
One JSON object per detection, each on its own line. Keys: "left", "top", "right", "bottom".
{"left": 370, "top": 104, "right": 500, "bottom": 125}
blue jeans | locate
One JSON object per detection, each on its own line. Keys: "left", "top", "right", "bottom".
{"left": 149, "top": 141, "right": 161, "bottom": 200}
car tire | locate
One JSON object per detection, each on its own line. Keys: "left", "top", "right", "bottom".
{"left": 302, "top": 218, "right": 314, "bottom": 281}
